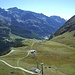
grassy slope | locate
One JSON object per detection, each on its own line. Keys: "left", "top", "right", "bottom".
{"left": 9, "top": 33, "right": 25, "bottom": 42}
{"left": 0, "top": 39, "right": 75, "bottom": 75}
{"left": 51, "top": 30, "right": 75, "bottom": 75}
{"left": 51, "top": 30, "right": 75, "bottom": 48}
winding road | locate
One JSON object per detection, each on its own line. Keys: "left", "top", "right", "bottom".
{"left": 0, "top": 41, "right": 38, "bottom": 75}
{"left": 0, "top": 60, "right": 36, "bottom": 74}
{"left": 17, "top": 50, "right": 31, "bottom": 67}
{"left": 0, "top": 50, "right": 15, "bottom": 57}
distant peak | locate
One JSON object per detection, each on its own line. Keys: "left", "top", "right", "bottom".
{"left": 7, "top": 7, "right": 18, "bottom": 10}
{"left": 50, "top": 15, "right": 63, "bottom": 19}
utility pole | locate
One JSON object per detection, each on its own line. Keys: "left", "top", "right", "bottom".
{"left": 40, "top": 63, "right": 44, "bottom": 75}
{"left": 33, "top": 53, "right": 39, "bottom": 68}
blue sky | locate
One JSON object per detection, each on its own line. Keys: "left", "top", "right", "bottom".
{"left": 0, "top": 0, "right": 75, "bottom": 19}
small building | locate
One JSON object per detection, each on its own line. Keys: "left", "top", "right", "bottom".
{"left": 30, "top": 68, "right": 41, "bottom": 73}
{"left": 30, "top": 50, "right": 37, "bottom": 54}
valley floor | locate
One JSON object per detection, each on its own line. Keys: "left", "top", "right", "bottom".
{"left": 0, "top": 39, "right": 75, "bottom": 75}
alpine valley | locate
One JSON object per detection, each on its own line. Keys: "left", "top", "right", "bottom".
{"left": 0, "top": 7, "right": 66, "bottom": 40}
{"left": 0, "top": 7, "right": 75, "bottom": 75}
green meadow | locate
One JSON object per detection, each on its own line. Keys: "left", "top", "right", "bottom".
{"left": 0, "top": 38, "right": 75, "bottom": 75}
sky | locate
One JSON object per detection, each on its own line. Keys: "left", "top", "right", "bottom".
{"left": 0, "top": 0, "right": 75, "bottom": 20}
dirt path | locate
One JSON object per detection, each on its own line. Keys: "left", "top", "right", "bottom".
{"left": 17, "top": 41, "right": 36, "bottom": 67}
{"left": 0, "top": 41, "right": 38, "bottom": 75}
{"left": 0, "top": 60, "right": 36, "bottom": 74}
{"left": 0, "top": 50, "right": 15, "bottom": 57}
{"left": 17, "top": 50, "right": 30, "bottom": 66}
{"left": 31, "top": 41, "right": 36, "bottom": 49}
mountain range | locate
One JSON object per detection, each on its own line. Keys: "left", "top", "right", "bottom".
{"left": 0, "top": 7, "right": 66, "bottom": 39}
{"left": 50, "top": 15, "right": 75, "bottom": 48}
{"left": 0, "top": 7, "right": 75, "bottom": 75}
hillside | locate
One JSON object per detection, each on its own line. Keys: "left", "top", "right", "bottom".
{"left": 0, "top": 14, "right": 75, "bottom": 75}
{"left": 50, "top": 15, "right": 75, "bottom": 48}
{"left": 0, "top": 7, "right": 66, "bottom": 39}
{"left": 53, "top": 15, "right": 75, "bottom": 36}
{"left": 0, "top": 7, "right": 66, "bottom": 56}
{"left": 0, "top": 39, "right": 75, "bottom": 75}
{"left": 0, "top": 8, "right": 40, "bottom": 39}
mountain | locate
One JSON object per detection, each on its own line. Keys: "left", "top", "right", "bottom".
{"left": 0, "top": 7, "right": 66, "bottom": 39}
{"left": 52, "top": 15, "right": 75, "bottom": 36}
{"left": 0, "top": 7, "right": 40, "bottom": 39}
{"left": 50, "top": 15, "right": 75, "bottom": 48}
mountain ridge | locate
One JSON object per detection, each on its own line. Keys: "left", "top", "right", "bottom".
{"left": 0, "top": 7, "right": 66, "bottom": 39}
{"left": 53, "top": 15, "right": 75, "bottom": 36}
{"left": 50, "top": 15, "right": 75, "bottom": 48}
